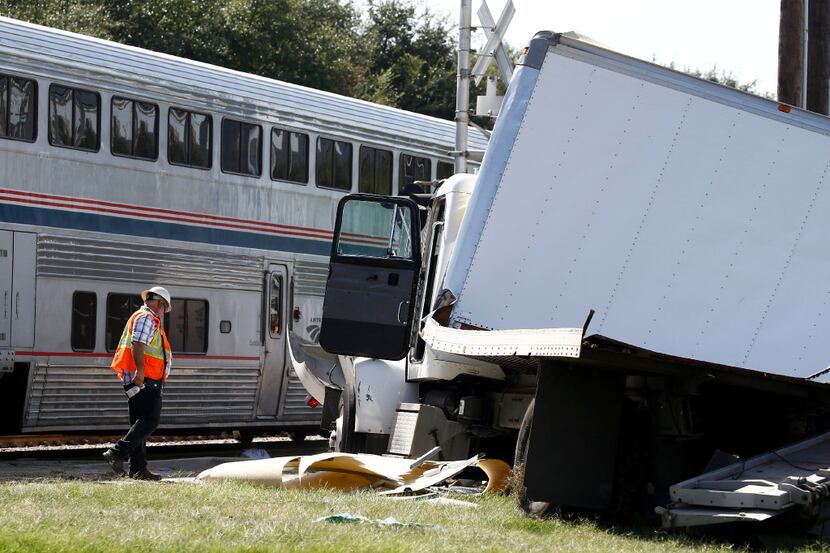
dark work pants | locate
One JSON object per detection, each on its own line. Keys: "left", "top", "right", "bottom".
{"left": 114, "top": 383, "right": 162, "bottom": 474}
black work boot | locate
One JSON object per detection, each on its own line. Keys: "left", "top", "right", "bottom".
{"left": 129, "top": 469, "right": 162, "bottom": 481}
{"left": 103, "top": 449, "right": 126, "bottom": 476}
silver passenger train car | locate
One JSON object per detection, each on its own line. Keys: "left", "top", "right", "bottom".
{"left": 0, "top": 17, "right": 488, "bottom": 436}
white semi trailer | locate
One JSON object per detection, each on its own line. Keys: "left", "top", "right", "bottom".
{"left": 304, "top": 31, "right": 830, "bottom": 529}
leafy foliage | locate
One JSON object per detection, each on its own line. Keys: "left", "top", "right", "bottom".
{"left": 687, "top": 67, "right": 774, "bottom": 99}
{"left": 2, "top": 0, "right": 462, "bottom": 118}
{"left": 359, "top": 0, "right": 457, "bottom": 118}
{"left": 0, "top": 0, "right": 113, "bottom": 38}
{"left": 3, "top": 0, "right": 772, "bottom": 119}
{"left": 656, "top": 58, "right": 773, "bottom": 99}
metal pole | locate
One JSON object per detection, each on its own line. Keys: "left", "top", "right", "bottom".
{"left": 803, "top": 0, "right": 809, "bottom": 108}
{"left": 455, "top": 0, "right": 471, "bottom": 173}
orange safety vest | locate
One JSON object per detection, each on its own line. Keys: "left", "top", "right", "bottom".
{"left": 110, "top": 308, "right": 172, "bottom": 382}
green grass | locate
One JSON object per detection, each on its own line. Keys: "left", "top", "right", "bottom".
{"left": 0, "top": 479, "right": 828, "bottom": 553}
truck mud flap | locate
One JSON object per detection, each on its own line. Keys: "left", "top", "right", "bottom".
{"left": 320, "top": 386, "right": 342, "bottom": 432}
{"left": 524, "top": 362, "right": 626, "bottom": 509}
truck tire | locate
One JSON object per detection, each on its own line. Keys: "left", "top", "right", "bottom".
{"left": 513, "top": 398, "right": 551, "bottom": 517}
{"left": 335, "top": 382, "right": 392, "bottom": 454}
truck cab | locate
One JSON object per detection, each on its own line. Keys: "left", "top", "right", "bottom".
{"left": 317, "top": 174, "right": 524, "bottom": 460}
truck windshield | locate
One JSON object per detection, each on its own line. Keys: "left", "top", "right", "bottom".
{"left": 336, "top": 199, "right": 414, "bottom": 260}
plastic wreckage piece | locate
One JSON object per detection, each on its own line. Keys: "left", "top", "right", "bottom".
{"left": 196, "top": 455, "right": 373, "bottom": 490}
{"left": 478, "top": 459, "right": 511, "bottom": 494}
{"left": 315, "top": 513, "right": 437, "bottom": 529}
{"left": 196, "top": 452, "right": 510, "bottom": 495}
{"left": 381, "top": 492, "right": 479, "bottom": 507}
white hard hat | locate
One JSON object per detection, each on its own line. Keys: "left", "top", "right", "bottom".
{"left": 141, "top": 286, "right": 172, "bottom": 312}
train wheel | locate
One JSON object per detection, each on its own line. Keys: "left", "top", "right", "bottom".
{"left": 288, "top": 431, "right": 307, "bottom": 443}
{"left": 513, "top": 399, "right": 551, "bottom": 517}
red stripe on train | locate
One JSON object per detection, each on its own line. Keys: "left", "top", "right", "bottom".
{"left": 0, "top": 194, "right": 333, "bottom": 241}
{"left": 0, "top": 187, "right": 334, "bottom": 236}
{"left": 0, "top": 188, "right": 390, "bottom": 245}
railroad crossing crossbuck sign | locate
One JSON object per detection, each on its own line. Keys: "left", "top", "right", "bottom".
{"left": 472, "top": 0, "right": 514, "bottom": 117}
{"left": 472, "top": 0, "right": 514, "bottom": 86}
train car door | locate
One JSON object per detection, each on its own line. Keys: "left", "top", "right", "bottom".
{"left": 0, "top": 231, "right": 12, "bottom": 349}
{"left": 0, "top": 231, "right": 35, "bottom": 349}
{"left": 11, "top": 232, "right": 35, "bottom": 348}
{"left": 257, "top": 264, "right": 287, "bottom": 416}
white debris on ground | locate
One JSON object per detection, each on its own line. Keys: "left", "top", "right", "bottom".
{"left": 197, "top": 452, "right": 511, "bottom": 496}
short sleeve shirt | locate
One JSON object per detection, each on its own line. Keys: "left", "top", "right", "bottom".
{"left": 120, "top": 306, "right": 171, "bottom": 384}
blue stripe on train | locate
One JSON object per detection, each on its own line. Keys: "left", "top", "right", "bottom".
{"left": 0, "top": 203, "right": 332, "bottom": 256}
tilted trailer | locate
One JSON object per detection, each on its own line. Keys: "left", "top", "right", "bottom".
{"left": 300, "top": 31, "right": 830, "bottom": 531}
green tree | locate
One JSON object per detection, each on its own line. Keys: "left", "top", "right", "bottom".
{"left": 657, "top": 58, "right": 773, "bottom": 99}
{"left": 101, "top": 0, "right": 363, "bottom": 96}
{"left": 103, "top": 0, "right": 229, "bottom": 66}
{"left": 0, "top": 0, "right": 113, "bottom": 38}
{"left": 360, "top": 0, "right": 457, "bottom": 118}
{"left": 688, "top": 67, "right": 770, "bottom": 98}
{"left": 1, "top": 0, "right": 463, "bottom": 117}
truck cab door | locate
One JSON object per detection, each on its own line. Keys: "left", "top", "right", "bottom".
{"left": 320, "top": 195, "right": 421, "bottom": 360}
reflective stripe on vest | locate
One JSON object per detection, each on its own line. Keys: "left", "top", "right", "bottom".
{"left": 110, "top": 309, "right": 172, "bottom": 382}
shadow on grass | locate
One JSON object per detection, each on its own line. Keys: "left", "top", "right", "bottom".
{"left": 506, "top": 496, "right": 830, "bottom": 552}
{"left": 600, "top": 513, "right": 830, "bottom": 552}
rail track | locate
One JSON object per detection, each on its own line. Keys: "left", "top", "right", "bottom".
{"left": 1, "top": 434, "right": 125, "bottom": 448}
{"left": 0, "top": 433, "right": 329, "bottom": 460}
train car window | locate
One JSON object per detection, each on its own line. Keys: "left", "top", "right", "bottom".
{"left": 269, "top": 274, "right": 281, "bottom": 338}
{"left": 334, "top": 140, "right": 352, "bottom": 189}
{"left": 12, "top": 78, "right": 37, "bottom": 141}
{"left": 111, "top": 98, "right": 132, "bottom": 156}
{"left": 399, "top": 153, "right": 432, "bottom": 195}
{"left": 287, "top": 131, "right": 309, "bottom": 183}
{"left": 221, "top": 118, "right": 261, "bottom": 177}
{"left": 111, "top": 97, "right": 158, "bottom": 160}
{"left": 358, "top": 146, "right": 392, "bottom": 195}
{"left": 0, "top": 78, "right": 5, "bottom": 137}
{"left": 75, "top": 90, "right": 99, "bottom": 150}
{"left": 316, "top": 137, "right": 352, "bottom": 190}
{"left": 168, "top": 108, "right": 187, "bottom": 164}
{"left": 168, "top": 107, "right": 212, "bottom": 169}
{"left": 135, "top": 101, "right": 158, "bottom": 159}
{"left": 316, "top": 137, "right": 333, "bottom": 187}
{"left": 164, "top": 299, "right": 208, "bottom": 354}
{"left": 48, "top": 86, "right": 73, "bottom": 147}
{"left": 270, "top": 127, "right": 308, "bottom": 184}
{"left": 221, "top": 119, "right": 240, "bottom": 172}
{"left": 190, "top": 112, "right": 212, "bottom": 168}
{"left": 71, "top": 291, "right": 97, "bottom": 352}
{"left": 0, "top": 74, "right": 37, "bottom": 142}
{"left": 105, "top": 293, "right": 142, "bottom": 351}
{"left": 49, "top": 84, "right": 100, "bottom": 151}
{"left": 437, "top": 161, "right": 454, "bottom": 180}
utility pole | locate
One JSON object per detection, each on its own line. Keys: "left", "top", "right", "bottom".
{"left": 779, "top": 0, "right": 805, "bottom": 106}
{"left": 454, "top": 0, "right": 472, "bottom": 174}
{"left": 779, "top": 0, "right": 830, "bottom": 114}
{"left": 806, "top": 0, "right": 830, "bottom": 114}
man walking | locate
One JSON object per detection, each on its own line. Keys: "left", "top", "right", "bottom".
{"left": 103, "top": 286, "right": 173, "bottom": 480}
